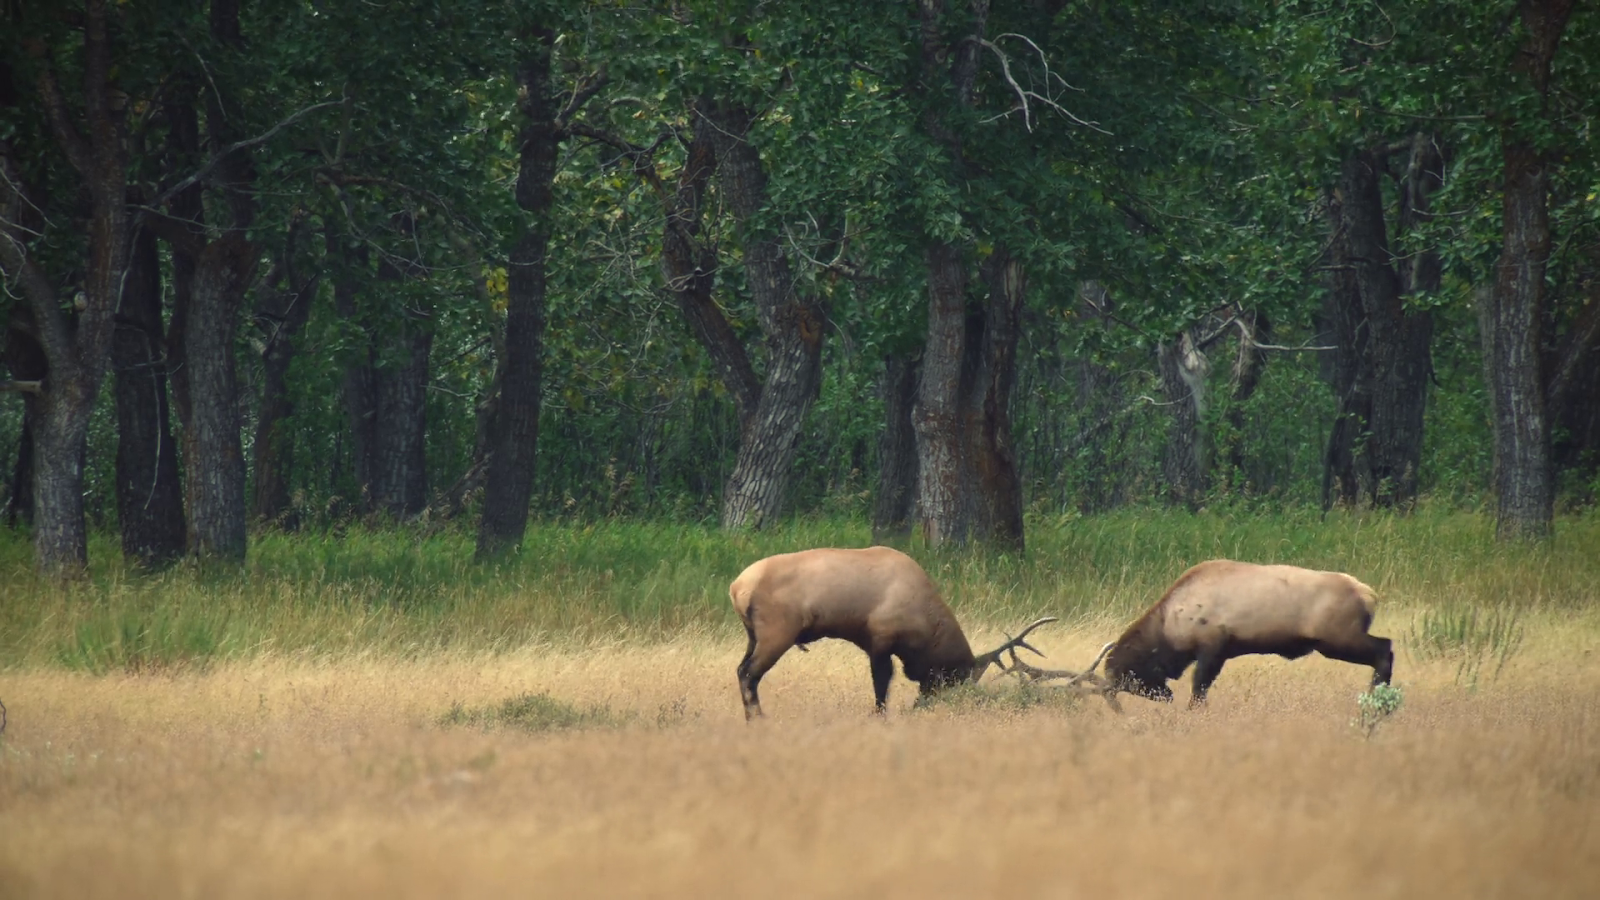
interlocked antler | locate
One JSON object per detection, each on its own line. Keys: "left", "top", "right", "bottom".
{"left": 971, "top": 616, "right": 1059, "bottom": 680}
{"left": 1003, "top": 641, "right": 1115, "bottom": 688}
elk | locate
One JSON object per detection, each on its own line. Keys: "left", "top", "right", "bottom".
{"left": 728, "top": 546, "right": 1074, "bottom": 719}
{"left": 1011, "top": 559, "right": 1393, "bottom": 709}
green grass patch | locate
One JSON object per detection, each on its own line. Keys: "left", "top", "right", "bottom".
{"left": 438, "top": 692, "right": 628, "bottom": 732}
{"left": 1, "top": 505, "right": 1596, "bottom": 670}
{"left": 1406, "top": 605, "right": 1526, "bottom": 687}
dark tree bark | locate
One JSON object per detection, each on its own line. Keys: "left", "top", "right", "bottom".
{"left": 157, "top": 0, "right": 257, "bottom": 563}
{"left": 914, "top": 240, "right": 972, "bottom": 545}
{"left": 1320, "top": 184, "right": 1372, "bottom": 509}
{"left": 872, "top": 352, "right": 920, "bottom": 542}
{"left": 332, "top": 236, "right": 432, "bottom": 520}
{"left": 250, "top": 236, "right": 316, "bottom": 527}
{"left": 476, "top": 24, "right": 560, "bottom": 559}
{"left": 705, "top": 103, "right": 827, "bottom": 531}
{"left": 1157, "top": 329, "right": 1210, "bottom": 508}
{"left": 331, "top": 234, "right": 378, "bottom": 511}
{"left": 183, "top": 232, "right": 254, "bottom": 560}
{"left": 372, "top": 337, "right": 432, "bottom": 517}
{"left": 0, "top": 1, "right": 128, "bottom": 574}
{"left": 1482, "top": 0, "right": 1575, "bottom": 539}
{"left": 1338, "top": 143, "right": 1436, "bottom": 509}
{"left": 2, "top": 310, "right": 44, "bottom": 528}
{"left": 965, "top": 250, "right": 1026, "bottom": 550}
{"left": 111, "top": 224, "right": 186, "bottom": 565}
{"left": 1550, "top": 285, "right": 1600, "bottom": 482}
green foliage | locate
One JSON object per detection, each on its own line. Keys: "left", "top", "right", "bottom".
{"left": 439, "top": 692, "right": 626, "bottom": 733}
{"left": 1407, "top": 605, "right": 1526, "bottom": 689}
{"left": 1353, "top": 683, "right": 1405, "bottom": 740}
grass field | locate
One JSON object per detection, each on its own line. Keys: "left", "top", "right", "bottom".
{"left": 2, "top": 510, "right": 1599, "bottom": 898}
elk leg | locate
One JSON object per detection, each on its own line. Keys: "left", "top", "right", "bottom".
{"left": 869, "top": 653, "right": 894, "bottom": 715}
{"left": 1313, "top": 635, "right": 1394, "bottom": 687}
{"left": 739, "top": 633, "right": 794, "bottom": 721}
{"left": 1189, "top": 648, "right": 1226, "bottom": 709}
{"left": 1368, "top": 636, "right": 1394, "bottom": 687}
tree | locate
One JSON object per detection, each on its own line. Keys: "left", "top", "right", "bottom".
{"left": 476, "top": 22, "right": 603, "bottom": 558}
{"left": 111, "top": 223, "right": 185, "bottom": 565}
{"left": 0, "top": 1, "right": 130, "bottom": 574}
{"left": 1482, "top": 0, "right": 1577, "bottom": 539}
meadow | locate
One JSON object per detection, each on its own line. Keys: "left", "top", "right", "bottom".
{"left": 2, "top": 508, "right": 1598, "bottom": 898}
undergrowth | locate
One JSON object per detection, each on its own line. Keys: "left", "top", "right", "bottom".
{"left": 0, "top": 505, "right": 1595, "bottom": 672}
{"left": 1406, "top": 605, "right": 1526, "bottom": 688}
{"left": 439, "top": 692, "right": 628, "bottom": 733}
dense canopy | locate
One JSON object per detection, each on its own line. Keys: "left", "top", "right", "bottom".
{"left": 1, "top": 0, "right": 1597, "bottom": 574}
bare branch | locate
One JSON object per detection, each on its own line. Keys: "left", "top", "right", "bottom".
{"left": 151, "top": 100, "right": 341, "bottom": 212}
{"left": 967, "top": 34, "right": 1110, "bottom": 134}
{"left": 0, "top": 380, "right": 43, "bottom": 394}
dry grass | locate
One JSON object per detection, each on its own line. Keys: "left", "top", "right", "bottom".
{"left": 3, "top": 610, "right": 1598, "bottom": 900}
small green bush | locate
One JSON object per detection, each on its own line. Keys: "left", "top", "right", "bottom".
{"left": 438, "top": 692, "right": 627, "bottom": 732}
{"left": 1353, "top": 683, "right": 1404, "bottom": 739}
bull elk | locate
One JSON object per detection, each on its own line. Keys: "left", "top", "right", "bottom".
{"left": 1010, "top": 559, "right": 1394, "bottom": 709}
{"left": 728, "top": 546, "right": 1079, "bottom": 719}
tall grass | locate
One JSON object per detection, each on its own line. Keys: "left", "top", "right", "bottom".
{"left": 1, "top": 504, "right": 1596, "bottom": 671}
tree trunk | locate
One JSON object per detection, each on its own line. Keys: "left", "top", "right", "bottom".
{"left": 112, "top": 224, "right": 186, "bottom": 565}
{"left": 332, "top": 235, "right": 379, "bottom": 512}
{"left": 1483, "top": 0, "right": 1575, "bottom": 540}
{"left": 914, "top": 240, "right": 972, "bottom": 545}
{"left": 371, "top": 299, "right": 432, "bottom": 518}
{"left": 661, "top": 105, "right": 761, "bottom": 429}
{"left": 1320, "top": 185, "right": 1372, "bottom": 510}
{"left": 476, "top": 25, "right": 557, "bottom": 559}
{"left": 166, "top": 0, "right": 255, "bottom": 563}
{"left": 706, "top": 103, "right": 826, "bottom": 530}
{"left": 965, "top": 249, "right": 1025, "bottom": 550}
{"left": 1157, "top": 329, "right": 1210, "bottom": 508}
{"left": 1339, "top": 146, "right": 1434, "bottom": 509}
{"left": 335, "top": 244, "right": 433, "bottom": 520}
{"left": 250, "top": 251, "right": 315, "bottom": 527}
{"left": 28, "top": 391, "right": 93, "bottom": 571}
{"left": 872, "top": 352, "right": 920, "bottom": 542}
{"left": 184, "top": 232, "right": 253, "bottom": 561}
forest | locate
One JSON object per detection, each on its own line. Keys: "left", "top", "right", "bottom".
{"left": 1, "top": 0, "right": 1598, "bottom": 575}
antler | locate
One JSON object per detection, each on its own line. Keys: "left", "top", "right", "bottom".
{"left": 1003, "top": 640, "right": 1115, "bottom": 687}
{"left": 970, "top": 616, "right": 1059, "bottom": 680}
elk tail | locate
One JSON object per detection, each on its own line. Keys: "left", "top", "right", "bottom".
{"left": 729, "top": 579, "right": 756, "bottom": 623}
{"left": 1352, "top": 579, "right": 1379, "bottom": 622}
